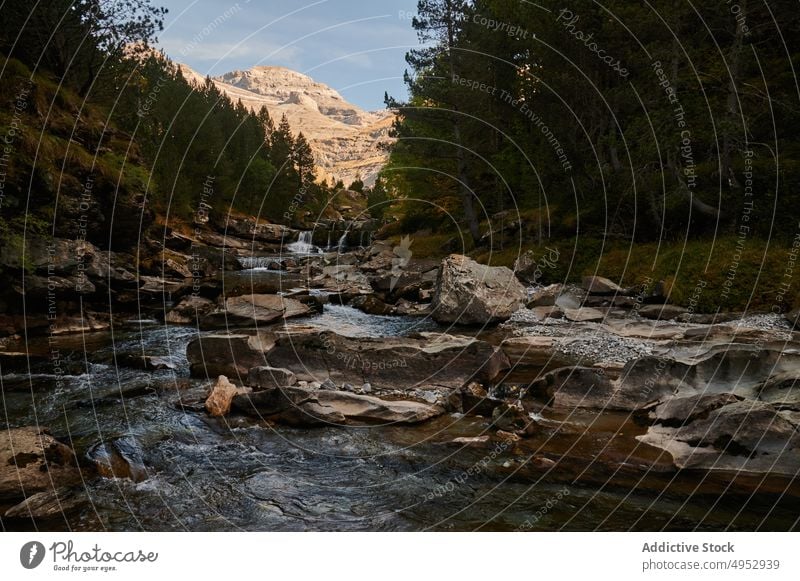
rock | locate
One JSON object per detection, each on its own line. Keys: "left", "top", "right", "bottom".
{"left": 351, "top": 294, "right": 394, "bottom": 315}
{"left": 201, "top": 294, "right": 311, "bottom": 329}
{"left": 187, "top": 332, "right": 273, "bottom": 378}
{"left": 222, "top": 217, "right": 292, "bottom": 243}
{"left": 554, "top": 287, "right": 584, "bottom": 309}
{"left": 86, "top": 437, "right": 148, "bottom": 482}
{"left": 315, "top": 389, "right": 444, "bottom": 424}
{"left": 0, "top": 427, "right": 81, "bottom": 502}
{"left": 457, "top": 382, "right": 503, "bottom": 416}
{"left": 582, "top": 276, "right": 624, "bottom": 294}
{"left": 232, "top": 385, "right": 346, "bottom": 426}
{"left": 785, "top": 308, "right": 800, "bottom": 328}
{"left": 563, "top": 307, "right": 606, "bottom": 322}
{"left": 4, "top": 487, "right": 87, "bottom": 521}
{"left": 501, "top": 336, "right": 556, "bottom": 368}
{"left": 449, "top": 436, "right": 491, "bottom": 446}
{"left": 233, "top": 383, "right": 443, "bottom": 425}
{"left": 531, "top": 456, "right": 557, "bottom": 469}
{"left": 260, "top": 328, "right": 509, "bottom": 392}
{"left": 320, "top": 378, "right": 337, "bottom": 390}
{"left": 526, "top": 284, "right": 564, "bottom": 307}
{"left": 431, "top": 254, "right": 527, "bottom": 325}
{"left": 638, "top": 401, "right": 800, "bottom": 476}
{"left": 513, "top": 248, "right": 560, "bottom": 285}
{"left": 759, "top": 372, "right": 800, "bottom": 406}
{"left": 528, "top": 366, "right": 617, "bottom": 409}
{"left": 393, "top": 299, "right": 431, "bottom": 316}
{"left": 248, "top": 366, "right": 297, "bottom": 390}
{"left": 531, "top": 305, "right": 564, "bottom": 320}
{"left": 495, "top": 430, "right": 521, "bottom": 444}
{"left": 118, "top": 354, "right": 176, "bottom": 371}
{"left": 165, "top": 295, "right": 215, "bottom": 324}
{"left": 205, "top": 375, "right": 250, "bottom": 417}
{"left": 638, "top": 304, "right": 688, "bottom": 320}
{"left": 491, "top": 402, "right": 531, "bottom": 433}
{"left": 647, "top": 393, "right": 743, "bottom": 426}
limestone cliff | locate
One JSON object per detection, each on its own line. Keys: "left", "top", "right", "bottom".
{"left": 178, "top": 64, "right": 393, "bottom": 186}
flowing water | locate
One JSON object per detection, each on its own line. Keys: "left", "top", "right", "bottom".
{"left": 2, "top": 274, "right": 798, "bottom": 531}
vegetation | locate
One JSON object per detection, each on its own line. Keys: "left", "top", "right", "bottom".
{"left": 0, "top": 0, "right": 332, "bottom": 251}
{"left": 381, "top": 0, "right": 800, "bottom": 310}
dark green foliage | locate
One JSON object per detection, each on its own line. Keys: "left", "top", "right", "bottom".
{"left": 386, "top": 0, "right": 800, "bottom": 246}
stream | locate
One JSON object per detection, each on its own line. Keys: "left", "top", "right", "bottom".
{"left": 2, "top": 259, "right": 798, "bottom": 532}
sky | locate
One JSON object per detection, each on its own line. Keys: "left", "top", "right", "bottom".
{"left": 155, "top": 0, "right": 422, "bottom": 111}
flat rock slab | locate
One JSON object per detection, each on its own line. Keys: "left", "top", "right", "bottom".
{"left": 233, "top": 385, "right": 443, "bottom": 426}
{"left": 563, "top": 307, "right": 606, "bottom": 322}
{"left": 261, "top": 329, "right": 509, "bottom": 392}
{"left": 0, "top": 427, "right": 81, "bottom": 503}
{"left": 200, "top": 294, "right": 310, "bottom": 329}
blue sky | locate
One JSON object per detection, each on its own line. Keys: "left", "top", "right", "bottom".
{"left": 155, "top": 0, "right": 422, "bottom": 110}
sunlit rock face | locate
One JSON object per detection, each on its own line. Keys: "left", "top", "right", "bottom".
{"left": 179, "top": 64, "right": 394, "bottom": 186}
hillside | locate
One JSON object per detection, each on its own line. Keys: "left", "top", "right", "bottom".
{"left": 178, "top": 64, "right": 394, "bottom": 186}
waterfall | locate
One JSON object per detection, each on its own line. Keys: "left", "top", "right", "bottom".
{"left": 286, "top": 231, "right": 319, "bottom": 254}
{"left": 337, "top": 233, "right": 348, "bottom": 251}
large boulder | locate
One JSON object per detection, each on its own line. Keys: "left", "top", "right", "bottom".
{"left": 200, "top": 293, "right": 311, "bottom": 329}
{"left": 0, "top": 427, "right": 82, "bottom": 503}
{"left": 431, "top": 254, "right": 526, "bottom": 325}
{"left": 186, "top": 332, "right": 273, "bottom": 378}
{"left": 260, "top": 328, "right": 510, "bottom": 393}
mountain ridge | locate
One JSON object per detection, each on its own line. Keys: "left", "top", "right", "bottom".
{"left": 177, "top": 63, "right": 393, "bottom": 186}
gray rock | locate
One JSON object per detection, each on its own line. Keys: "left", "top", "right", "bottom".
{"left": 431, "top": 254, "right": 526, "bottom": 325}
{"left": 638, "top": 401, "right": 800, "bottom": 476}
{"left": 248, "top": 366, "right": 297, "bottom": 390}
{"left": 526, "top": 284, "right": 564, "bottom": 307}
{"left": 201, "top": 293, "right": 311, "bottom": 329}
{"left": 582, "top": 276, "right": 624, "bottom": 294}
{"left": 260, "top": 328, "right": 509, "bottom": 392}
{"left": 563, "top": 307, "right": 606, "bottom": 322}
{"left": 638, "top": 304, "right": 688, "bottom": 320}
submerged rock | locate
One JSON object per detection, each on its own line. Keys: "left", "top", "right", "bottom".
{"left": 87, "top": 437, "right": 148, "bottom": 482}
{"left": 431, "top": 254, "right": 526, "bottom": 325}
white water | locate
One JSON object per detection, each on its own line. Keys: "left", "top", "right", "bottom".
{"left": 336, "top": 233, "right": 347, "bottom": 251}
{"left": 286, "top": 231, "right": 320, "bottom": 254}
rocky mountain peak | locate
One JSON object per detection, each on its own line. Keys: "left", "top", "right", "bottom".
{"left": 179, "top": 63, "right": 393, "bottom": 185}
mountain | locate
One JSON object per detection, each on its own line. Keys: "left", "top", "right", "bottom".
{"left": 178, "top": 64, "right": 393, "bottom": 186}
